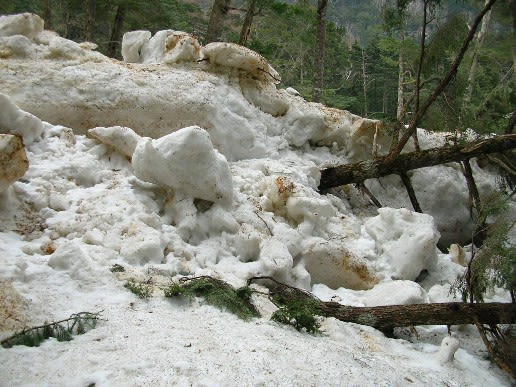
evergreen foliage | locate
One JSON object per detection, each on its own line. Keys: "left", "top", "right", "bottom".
{"left": 1, "top": 311, "right": 102, "bottom": 348}
{"left": 124, "top": 279, "right": 153, "bottom": 298}
{"left": 270, "top": 287, "right": 322, "bottom": 334}
{"left": 163, "top": 277, "right": 260, "bottom": 321}
{"left": 110, "top": 263, "right": 125, "bottom": 273}
{"left": 452, "top": 191, "right": 516, "bottom": 303}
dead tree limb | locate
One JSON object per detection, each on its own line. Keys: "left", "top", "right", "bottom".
{"left": 462, "top": 159, "right": 487, "bottom": 245}
{"left": 400, "top": 172, "right": 422, "bottom": 213}
{"left": 319, "top": 302, "right": 516, "bottom": 335}
{"left": 356, "top": 183, "right": 382, "bottom": 208}
{"left": 248, "top": 277, "right": 516, "bottom": 333}
{"left": 319, "top": 134, "right": 516, "bottom": 190}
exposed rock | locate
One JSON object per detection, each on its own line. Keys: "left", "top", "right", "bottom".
{"left": 0, "top": 134, "right": 29, "bottom": 194}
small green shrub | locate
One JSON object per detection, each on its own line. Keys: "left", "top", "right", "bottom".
{"left": 164, "top": 277, "right": 260, "bottom": 321}
{"left": 452, "top": 192, "right": 515, "bottom": 303}
{"left": 271, "top": 290, "right": 322, "bottom": 334}
{"left": 110, "top": 264, "right": 125, "bottom": 273}
{"left": 163, "top": 282, "right": 185, "bottom": 297}
{"left": 124, "top": 279, "right": 153, "bottom": 299}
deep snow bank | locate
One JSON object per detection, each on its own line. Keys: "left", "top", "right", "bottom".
{"left": 0, "top": 12, "right": 514, "bottom": 386}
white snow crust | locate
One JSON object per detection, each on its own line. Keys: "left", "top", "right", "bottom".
{"left": 0, "top": 13, "right": 513, "bottom": 386}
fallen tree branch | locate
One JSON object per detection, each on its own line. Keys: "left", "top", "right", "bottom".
{"left": 319, "top": 302, "right": 516, "bottom": 335}
{"left": 400, "top": 172, "right": 422, "bottom": 213}
{"left": 247, "top": 276, "right": 516, "bottom": 334}
{"left": 1, "top": 311, "right": 104, "bottom": 348}
{"left": 319, "top": 134, "right": 516, "bottom": 190}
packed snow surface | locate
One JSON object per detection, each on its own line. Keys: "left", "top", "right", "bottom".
{"left": 0, "top": 13, "right": 513, "bottom": 386}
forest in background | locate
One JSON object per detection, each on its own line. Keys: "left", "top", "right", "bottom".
{"left": 1, "top": 0, "right": 514, "bottom": 135}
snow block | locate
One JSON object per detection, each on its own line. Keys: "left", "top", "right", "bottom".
{"left": 121, "top": 30, "right": 151, "bottom": 63}
{"left": 88, "top": 126, "right": 141, "bottom": 158}
{"left": 162, "top": 31, "right": 201, "bottom": 64}
{"left": 202, "top": 42, "right": 281, "bottom": 83}
{"left": 0, "top": 13, "right": 43, "bottom": 39}
{"left": 0, "top": 93, "right": 43, "bottom": 145}
{"left": 132, "top": 126, "right": 233, "bottom": 205}
{"left": 300, "top": 238, "right": 378, "bottom": 290}
{"left": 362, "top": 280, "right": 428, "bottom": 306}
{"left": 365, "top": 208, "right": 440, "bottom": 281}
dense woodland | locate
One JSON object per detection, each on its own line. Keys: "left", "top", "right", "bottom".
{"left": 2, "top": 0, "right": 514, "bottom": 136}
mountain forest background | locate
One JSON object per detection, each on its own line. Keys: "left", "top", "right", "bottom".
{"left": 2, "top": 0, "right": 515, "bottom": 136}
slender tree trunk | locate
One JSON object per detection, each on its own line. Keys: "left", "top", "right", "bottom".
{"left": 396, "top": 32, "right": 405, "bottom": 121}
{"left": 63, "top": 7, "right": 71, "bottom": 38}
{"left": 107, "top": 4, "right": 127, "bottom": 58}
{"left": 400, "top": 172, "right": 422, "bottom": 213}
{"left": 238, "top": 0, "right": 257, "bottom": 46}
{"left": 361, "top": 47, "right": 368, "bottom": 116}
{"left": 319, "top": 134, "right": 516, "bottom": 190}
{"left": 205, "top": 0, "right": 231, "bottom": 43}
{"left": 512, "top": 0, "right": 516, "bottom": 73}
{"left": 414, "top": 1, "right": 428, "bottom": 117}
{"left": 462, "top": 159, "right": 488, "bottom": 245}
{"left": 312, "top": 0, "right": 328, "bottom": 103}
{"left": 85, "top": 0, "right": 96, "bottom": 42}
{"left": 410, "top": 0, "right": 429, "bottom": 153}
{"left": 43, "top": 0, "right": 52, "bottom": 30}
{"left": 464, "top": 0, "right": 492, "bottom": 106}
{"left": 507, "top": 111, "right": 516, "bottom": 135}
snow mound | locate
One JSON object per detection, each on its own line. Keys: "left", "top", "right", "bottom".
{"left": 0, "top": 14, "right": 513, "bottom": 385}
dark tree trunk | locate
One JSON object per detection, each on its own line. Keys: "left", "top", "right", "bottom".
{"left": 400, "top": 172, "right": 422, "bottom": 213}
{"left": 107, "top": 4, "right": 126, "bottom": 58}
{"left": 205, "top": 0, "right": 231, "bottom": 43}
{"left": 85, "top": 0, "right": 96, "bottom": 42}
{"left": 238, "top": 0, "right": 257, "bottom": 46}
{"left": 312, "top": 0, "right": 328, "bottom": 103}
{"left": 319, "top": 302, "right": 516, "bottom": 335}
{"left": 43, "top": 0, "right": 52, "bottom": 30}
{"left": 319, "top": 134, "right": 516, "bottom": 190}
